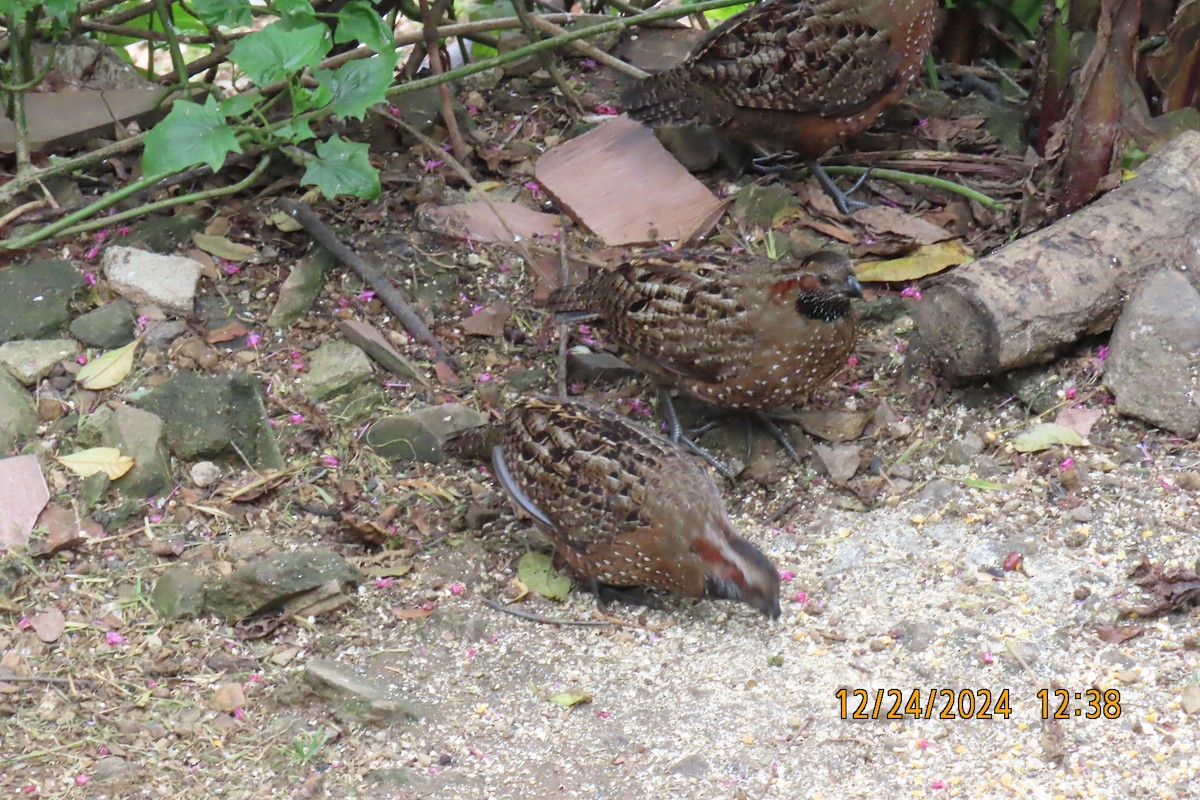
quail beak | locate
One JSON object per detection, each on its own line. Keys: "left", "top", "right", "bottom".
{"left": 844, "top": 274, "right": 864, "bottom": 299}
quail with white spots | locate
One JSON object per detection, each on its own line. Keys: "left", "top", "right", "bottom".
{"left": 548, "top": 249, "right": 862, "bottom": 417}
{"left": 621, "top": 0, "right": 940, "bottom": 211}
{"left": 491, "top": 396, "right": 782, "bottom": 618}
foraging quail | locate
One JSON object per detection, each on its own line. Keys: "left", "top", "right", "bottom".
{"left": 622, "top": 0, "right": 940, "bottom": 211}
{"left": 491, "top": 396, "right": 782, "bottom": 618}
{"left": 548, "top": 249, "right": 862, "bottom": 414}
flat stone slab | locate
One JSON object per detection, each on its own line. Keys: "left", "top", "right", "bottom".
{"left": 535, "top": 116, "right": 724, "bottom": 246}
{"left": 102, "top": 246, "right": 203, "bottom": 316}
{"left": 0, "top": 339, "right": 79, "bottom": 385}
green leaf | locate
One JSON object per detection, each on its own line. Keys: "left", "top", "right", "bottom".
{"left": 959, "top": 478, "right": 1011, "bottom": 491}
{"left": 192, "top": 0, "right": 252, "bottom": 27}
{"left": 143, "top": 97, "right": 242, "bottom": 175}
{"left": 220, "top": 93, "right": 259, "bottom": 118}
{"left": 1011, "top": 423, "right": 1084, "bottom": 453}
{"left": 333, "top": 0, "right": 393, "bottom": 52}
{"left": 230, "top": 20, "right": 331, "bottom": 86}
{"left": 329, "top": 52, "right": 398, "bottom": 120}
{"left": 516, "top": 551, "right": 570, "bottom": 602}
{"left": 276, "top": 119, "right": 316, "bottom": 144}
{"left": 276, "top": 0, "right": 317, "bottom": 24}
{"left": 301, "top": 135, "right": 380, "bottom": 199}
{"left": 0, "top": 0, "right": 41, "bottom": 17}
{"left": 550, "top": 690, "right": 591, "bottom": 707}
{"left": 45, "top": 0, "right": 79, "bottom": 23}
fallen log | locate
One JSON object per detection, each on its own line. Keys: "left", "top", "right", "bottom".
{"left": 912, "top": 130, "right": 1200, "bottom": 381}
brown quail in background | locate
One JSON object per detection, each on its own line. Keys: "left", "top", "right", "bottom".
{"left": 548, "top": 249, "right": 861, "bottom": 427}
{"left": 622, "top": 0, "right": 940, "bottom": 211}
{"left": 491, "top": 396, "right": 782, "bottom": 618}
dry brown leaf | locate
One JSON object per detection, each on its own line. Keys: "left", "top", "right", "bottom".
{"left": 1054, "top": 407, "right": 1104, "bottom": 440}
{"left": 461, "top": 300, "right": 512, "bottom": 337}
{"left": 30, "top": 608, "right": 66, "bottom": 643}
{"left": 1095, "top": 624, "right": 1143, "bottom": 643}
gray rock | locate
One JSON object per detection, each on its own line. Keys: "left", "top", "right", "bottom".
{"left": 143, "top": 320, "right": 189, "bottom": 349}
{"left": 461, "top": 67, "right": 502, "bottom": 92}
{"left": 92, "top": 756, "right": 131, "bottom": 783}
{"left": 268, "top": 249, "right": 334, "bottom": 327}
{"left": 1105, "top": 268, "right": 1200, "bottom": 437}
{"left": 0, "top": 368, "right": 36, "bottom": 450}
{"left": 731, "top": 183, "right": 800, "bottom": 230}
{"left": 69, "top": 299, "right": 137, "bottom": 348}
{"left": 944, "top": 431, "right": 985, "bottom": 466}
{"left": 366, "top": 403, "right": 489, "bottom": 464}
{"left": 656, "top": 125, "right": 721, "bottom": 172}
{"left": 138, "top": 372, "right": 284, "bottom": 468}
{"left": 150, "top": 566, "right": 205, "bottom": 619}
{"left": 102, "top": 246, "right": 202, "bottom": 315}
{"left": 112, "top": 215, "right": 205, "bottom": 252}
{"left": 303, "top": 658, "right": 429, "bottom": 725}
{"left": 364, "top": 768, "right": 412, "bottom": 789}
{"left": 507, "top": 367, "right": 550, "bottom": 392}
{"left": 189, "top": 461, "right": 222, "bottom": 488}
{"left": 0, "top": 260, "right": 84, "bottom": 343}
{"left": 337, "top": 319, "right": 425, "bottom": 381}
{"left": 0, "top": 339, "right": 78, "bottom": 385}
{"left": 669, "top": 754, "right": 709, "bottom": 778}
{"left": 205, "top": 548, "right": 364, "bottom": 621}
{"left": 812, "top": 443, "right": 860, "bottom": 485}
{"left": 300, "top": 340, "right": 375, "bottom": 401}
{"left": 567, "top": 351, "right": 638, "bottom": 386}
{"left": 99, "top": 405, "right": 173, "bottom": 498}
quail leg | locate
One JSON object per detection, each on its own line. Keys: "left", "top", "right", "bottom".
{"left": 656, "top": 388, "right": 738, "bottom": 479}
{"left": 590, "top": 582, "right": 664, "bottom": 611}
{"left": 805, "top": 160, "right": 872, "bottom": 214}
{"left": 685, "top": 409, "right": 804, "bottom": 466}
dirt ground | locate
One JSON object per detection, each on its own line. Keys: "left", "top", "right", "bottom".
{"left": 2, "top": 253, "right": 1198, "bottom": 798}
{"left": 3, "top": 41, "right": 1200, "bottom": 799}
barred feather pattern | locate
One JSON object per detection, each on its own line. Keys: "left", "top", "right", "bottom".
{"left": 492, "top": 396, "right": 782, "bottom": 617}
{"left": 547, "top": 249, "right": 861, "bottom": 411}
{"left": 621, "top": 0, "right": 939, "bottom": 155}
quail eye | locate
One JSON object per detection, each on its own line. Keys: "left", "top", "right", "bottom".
{"left": 819, "top": 273, "right": 832, "bottom": 285}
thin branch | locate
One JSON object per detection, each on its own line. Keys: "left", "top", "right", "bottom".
{"left": 530, "top": 16, "right": 649, "bottom": 79}
{"left": 819, "top": 166, "right": 1005, "bottom": 210}
{"left": 511, "top": 0, "right": 585, "bottom": 113}
{"left": 275, "top": 197, "right": 458, "bottom": 369}
{"left": 419, "top": 0, "right": 469, "bottom": 160}
{"left": 382, "top": 110, "right": 539, "bottom": 271}
{"left": 482, "top": 597, "right": 613, "bottom": 626}
{"left": 1, "top": 157, "right": 273, "bottom": 249}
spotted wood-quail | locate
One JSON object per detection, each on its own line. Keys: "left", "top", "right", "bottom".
{"left": 622, "top": 0, "right": 940, "bottom": 211}
{"left": 491, "top": 396, "right": 782, "bottom": 618}
{"left": 549, "top": 249, "right": 861, "bottom": 414}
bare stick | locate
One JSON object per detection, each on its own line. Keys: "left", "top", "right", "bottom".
{"left": 383, "top": 111, "right": 540, "bottom": 271}
{"left": 511, "top": 0, "right": 585, "bottom": 113}
{"left": 530, "top": 17, "right": 649, "bottom": 79}
{"left": 276, "top": 198, "right": 457, "bottom": 369}
{"left": 482, "top": 597, "right": 613, "bottom": 626}
{"left": 419, "top": 0, "right": 470, "bottom": 161}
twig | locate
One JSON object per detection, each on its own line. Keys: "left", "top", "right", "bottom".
{"left": 276, "top": 197, "right": 457, "bottom": 369}
{"left": 1, "top": 156, "right": 273, "bottom": 249}
{"left": 530, "top": 17, "right": 649, "bottom": 79}
{"left": 419, "top": 0, "right": 469, "bottom": 161}
{"left": 382, "top": 111, "right": 540, "bottom": 271}
{"left": 511, "top": 0, "right": 585, "bottom": 113}
{"left": 818, "top": 166, "right": 1004, "bottom": 210}
{"left": 483, "top": 597, "right": 613, "bottom": 626}
{"left": 556, "top": 225, "right": 571, "bottom": 396}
